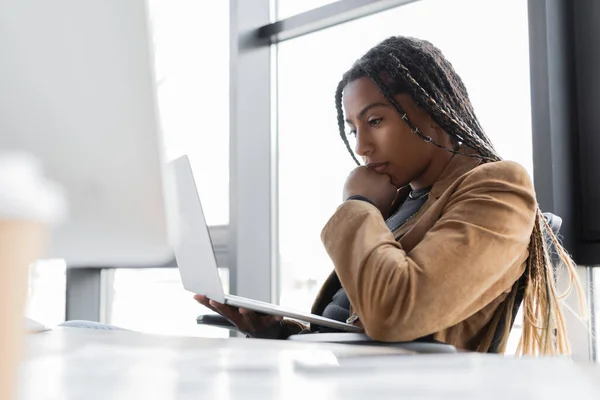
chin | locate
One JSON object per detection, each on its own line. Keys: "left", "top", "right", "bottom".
{"left": 391, "top": 179, "right": 404, "bottom": 189}
{"left": 390, "top": 176, "right": 408, "bottom": 189}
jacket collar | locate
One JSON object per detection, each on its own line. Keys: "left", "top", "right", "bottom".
{"left": 391, "top": 146, "right": 483, "bottom": 207}
{"left": 391, "top": 146, "right": 483, "bottom": 239}
{"left": 429, "top": 146, "right": 483, "bottom": 199}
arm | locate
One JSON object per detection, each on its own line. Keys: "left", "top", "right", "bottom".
{"left": 321, "top": 162, "right": 537, "bottom": 342}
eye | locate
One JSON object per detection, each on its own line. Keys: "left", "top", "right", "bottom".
{"left": 346, "top": 126, "right": 357, "bottom": 136}
{"left": 368, "top": 118, "right": 383, "bottom": 127}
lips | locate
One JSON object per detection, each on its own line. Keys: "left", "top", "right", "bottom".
{"left": 366, "top": 162, "right": 389, "bottom": 173}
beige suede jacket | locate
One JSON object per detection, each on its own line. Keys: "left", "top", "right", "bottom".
{"left": 283, "top": 151, "right": 537, "bottom": 352}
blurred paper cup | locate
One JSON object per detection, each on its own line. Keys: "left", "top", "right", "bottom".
{"left": 0, "top": 152, "right": 65, "bottom": 400}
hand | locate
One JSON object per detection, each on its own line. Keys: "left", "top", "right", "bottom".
{"left": 194, "top": 294, "right": 284, "bottom": 339}
{"left": 343, "top": 166, "right": 398, "bottom": 217}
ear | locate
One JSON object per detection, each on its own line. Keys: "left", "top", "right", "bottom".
{"left": 426, "top": 117, "right": 454, "bottom": 147}
{"left": 425, "top": 116, "right": 444, "bottom": 139}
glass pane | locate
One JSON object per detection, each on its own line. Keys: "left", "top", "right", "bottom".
{"left": 150, "top": 0, "right": 229, "bottom": 226}
{"left": 276, "top": 0, "right": 338, "bottom": 20}
{"left": 101, "top": 1, "right": 230, "bottom": 338}
{"left": 107, "top": 267, "right": 229, "bottom": 338}
{"left": 504, "top": 307, "right": 523, "bottom": 356}
{"left": 277, "top": 0, "right": 532, "bottom": 322}
{"left": 26, "top": 259, "right": 66, "bottom": 327}
{"left": 27, "top": 2, "right": 230, "bottom": 333}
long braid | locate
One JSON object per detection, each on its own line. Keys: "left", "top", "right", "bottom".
{"left": 335, "top": 36, "right": 585, "bottom": 356}
{"left": 335, "top": 79, "right": 360, "bottom": 165}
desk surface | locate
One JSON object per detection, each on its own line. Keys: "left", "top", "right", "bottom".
{"left": 20, "top": 328, "right": 600, "bottom": 400}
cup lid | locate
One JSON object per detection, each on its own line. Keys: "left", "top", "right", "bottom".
{"left": 0, "top": 152, "right": 67, "bottom": 224}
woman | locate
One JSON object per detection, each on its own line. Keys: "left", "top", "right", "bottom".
{"left": 196, "top": 36, "right": 583, "bottom": 355}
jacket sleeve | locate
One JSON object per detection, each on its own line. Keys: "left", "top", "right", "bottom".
{"left": 320, "top": 161, "right": 537, "bottom": 342}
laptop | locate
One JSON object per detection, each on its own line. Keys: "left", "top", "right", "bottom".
{"left": 170, "top": 155, "right": 362, "bottom": 333}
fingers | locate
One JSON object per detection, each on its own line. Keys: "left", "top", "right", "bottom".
{"left": 194, "top": 294, "right": 219, "bottom": 314}
{"left": 389, "top": 188, "right": 405, "bottom": 212}
{"left": 209, "top": 300, "right": 238, "bottom": 320}
{"left": 194, "top": 295, "right": 240, "bottom": 324}
{"left": 193, "top": 294, "right": 209, "bottom": 305}
{"left": 194, "top": 295, "right": 283, "bottom": 336}
{"left": 239, "top": 308, "right": 267, "bottom": 317}
{"left": 208, "top": 300, "right": 263, "bottom": 333}
{"left": 239, "top": 308, "right": 282, "bottom": 321}
{"left": 239, "top": 308, "right": 283, "bottom": 332}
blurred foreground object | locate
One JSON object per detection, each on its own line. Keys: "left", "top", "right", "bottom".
{"left": 0, "top": 0, "right": 175, "bottom": 267}
{"left": 0, "top": 152, "right": 65, "bottom": 400}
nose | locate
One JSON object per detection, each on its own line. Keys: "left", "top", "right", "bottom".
{"left": 354, "top": 129, "right": 373, "bottom": 158}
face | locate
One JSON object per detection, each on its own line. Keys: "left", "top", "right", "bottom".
{"left": 342, "top": 77, "right": 448, "bottom": 188}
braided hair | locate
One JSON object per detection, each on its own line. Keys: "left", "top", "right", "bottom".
{"left": 334, "top": 36, "right": 584, "bottom": 356}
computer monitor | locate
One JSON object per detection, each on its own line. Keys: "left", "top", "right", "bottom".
{"left": 0, "top": 0, "right": 175, "bottom": 267}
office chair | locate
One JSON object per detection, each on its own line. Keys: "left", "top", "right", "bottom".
{"left": 197, "top": 213, "right": 562, "bottom": 355}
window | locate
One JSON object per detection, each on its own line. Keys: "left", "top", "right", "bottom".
{"left": 26, "top": 260, "right": 66, "bottom": 328}
{"left": 276, "top": 0, "right": 339, "bottom": 20}
{"left": 25, "top": 1, "right": 230, "bottom": 335}
{"left": 105, "top": 0, "right": 230, "bottom": 336}
{"left": 276, "top": 0, "right": 532, "bottom": 341}
{"left": 151, "top": 0, "right": 229, "bottom": 227}
{"left": 107, "top": 267, "right": 230, "bottom": 337}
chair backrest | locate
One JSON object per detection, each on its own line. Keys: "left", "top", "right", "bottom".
{"left": 487, "top": 212, "right": 562, "bottom": 353}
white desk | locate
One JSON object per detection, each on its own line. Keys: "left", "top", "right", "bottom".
{"left": 19, "top": 328, "right": 600, "bottom": 399}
